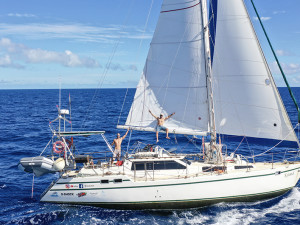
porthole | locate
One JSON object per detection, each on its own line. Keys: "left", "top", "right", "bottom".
{"left": 114, "top": 179, "right": 122, "bottom": 183}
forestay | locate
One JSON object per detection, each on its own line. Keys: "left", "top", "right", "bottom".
{"left": 210, "top": 0, "right": 298, "bottom": 142}
{"left": 119, "top": 0, "right": 210, "bottom": 135}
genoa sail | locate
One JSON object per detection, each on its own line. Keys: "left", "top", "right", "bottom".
{"left": 118, "top": 0, "right": 298, "bottom": 144}
{"left": 119, "top": 0, "right": 210, "bottom": 136}
{"left": 209, "top": 0, "right": 298, "bottom": 143}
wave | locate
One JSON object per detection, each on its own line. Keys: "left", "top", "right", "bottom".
{"left": 171, "top": 187, "right": 300, "bottom": 225}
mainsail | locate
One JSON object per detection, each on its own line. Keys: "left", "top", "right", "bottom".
{"left": 119, "top": 0, "right": 298, "bottom": 143}
{"left": 118, "top": 0, "right": 210, "bottom": 135}
{"left": 209, "top": 0, "right": 298, "bottom": 142}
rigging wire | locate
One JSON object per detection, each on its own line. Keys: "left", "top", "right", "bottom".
{"left": 139, "top": 0, "right": 154, "bottom": 125}
{"left": 233, "top": 136, "right": 245, "bottom": 154}
{"left": 117, "top": 88, "right": 129, "bottom": 126}
{"left": 185, "top": 135, "right": 202, "bottom": 151}
{"left": 120, "top": 0, "right": 154, "bottom": 126}
{"left": 39, "top": 139, "right": 53, "bottom": 156}
{"left": 80, "top": 0, "right": 137, "bottom": 129}
{"left": 246, "top": 123, "right": 299, "bottom": 158}
{"left": 127, "top": 129, "right": 133, "bottom": 152}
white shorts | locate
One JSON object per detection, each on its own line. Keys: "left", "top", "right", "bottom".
{"left": 113, "top": 149, "right": 121, "bottom": 158}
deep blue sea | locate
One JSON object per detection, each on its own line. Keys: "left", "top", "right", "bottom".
{"left": 1, "top": 88, "right": 300, "bottom": 225}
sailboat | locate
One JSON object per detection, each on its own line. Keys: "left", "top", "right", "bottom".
{"left": 20, "top": 0, "right": 300, "bottom": 209}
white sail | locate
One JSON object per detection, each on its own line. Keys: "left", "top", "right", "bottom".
{"left": 120, "top": 0, "right": 210, "bottom": 135}
{"left": 210, "top": 0, "right": 298, "bottom": 142}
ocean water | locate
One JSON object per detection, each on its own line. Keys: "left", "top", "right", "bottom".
{"left": 1, "top": 88, "right": 300, "bottom": 225}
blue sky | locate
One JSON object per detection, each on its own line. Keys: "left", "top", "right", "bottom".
{"left": 0, "top": 0, "right": 299, "bottom": 89}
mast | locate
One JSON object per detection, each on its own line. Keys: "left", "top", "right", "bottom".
{"left": 200, "top": 0, "right": 220, "bottom": 163}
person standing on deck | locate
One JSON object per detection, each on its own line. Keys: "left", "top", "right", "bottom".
{"left": 111, "top": 128, "right": 129, "bottom": 163}
{"left": 149, "top": 110, "right": 175, "bottom": 142}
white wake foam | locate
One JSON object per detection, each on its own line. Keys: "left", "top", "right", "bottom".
{"left": 173, "top": 187, "right": 300, "bottom": 225}
{"left": 213, "top": 187, "right": 300, "bottom": 225}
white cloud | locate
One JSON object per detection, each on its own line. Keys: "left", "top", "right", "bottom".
{"left": 0, "top": 23, "right": 153, "bottom": 43}
{"left": 276, "top": 50, "right": 292, "bottom": 56}
{"left": 273, "top": 11, "right": 286, "bottom": 15}
{"left": 0, "top": 79, "right": 10, "bottom": 84}
{"left": 0, "top": 38, "right": 99, "bottom": 68}
{"left": 271, "top": 61, "right": 300, "bottom": 75}
{"left": 0, "top": 38, "right": 139, "bottom": 71}
{"left": 106, "top": 63, "right": 137, "bottom": 71}
{"left": 0, "top": 55, "right": 11, "bottom": 65}
{"left": 7, "top": 13, "right": 36, "bottom": 18}
{"left": 284, "top": 63, "right": 300, "bottom": 75}
{"left": 253, "top": 16, "right": 271, "bottom": 21}
{"left": 0, "top": 54, "right": 24, "bottom": 69}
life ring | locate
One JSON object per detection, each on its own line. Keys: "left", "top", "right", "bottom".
{"left": 53, "top": 141, "right": 65, "bottom": 154}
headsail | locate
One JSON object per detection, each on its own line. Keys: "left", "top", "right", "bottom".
{"left": 209, "top": 0, "right": 298, "bottom": 143}
{"left": 119, "top": 0, "right": 210, "bottom": 136}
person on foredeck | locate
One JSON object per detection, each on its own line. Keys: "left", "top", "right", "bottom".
{"left": 111, "top": 128, "right": 129, "bottom": 163}
{"left": 149, "top": 110, "right": 175, "bottom": 143}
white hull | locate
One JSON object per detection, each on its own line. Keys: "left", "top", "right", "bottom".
{"left": 41, "top": 162, "right": 300, "bottom": 209}
{"left": 19, "top": 0, "right": 300, "bottom": 211}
